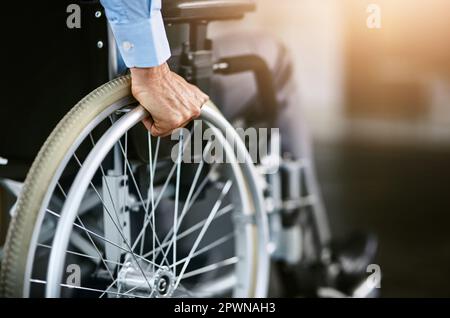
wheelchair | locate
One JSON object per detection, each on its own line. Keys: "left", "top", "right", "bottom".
{"left": 0, "top": 0, "right": 378, "bottom": 298}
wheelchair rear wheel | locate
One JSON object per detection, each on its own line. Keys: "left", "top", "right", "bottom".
{"left": 0, "top": 76, "right": 269, "bottom": 298}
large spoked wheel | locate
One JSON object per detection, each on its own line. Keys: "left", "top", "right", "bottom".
{"left": 0, "top": 76, "right": 269, "bottom": 298}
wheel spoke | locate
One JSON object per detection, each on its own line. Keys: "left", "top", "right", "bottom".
{"left": 145, "top": 136, "right": 160, "bottom": 212}
{"left": 46, "top": 208, "right": 158, "bottom": 269}
{"left": 141, "top": 203, "right": 234, "bottom": 259}
{"left": 180, "top": 257, "right": 239, "bottom": 281}
{"left": 173, "top": 180, "right": 233, "bottom": 290}
{"left": 30, "top": 279, "right": 145, "bottom": 298}
{"left": 140, "top": 133, "right": 159, "bottom": 271}
{"left": 104, "top": 234, "right": 235, "bottom": 297}
{"left": 55, "top": 183, "right": 115, "bottom": 282}
{"left": 149, "top": 133, "right": 157, "bottom": 273}
{"left": 73, "top": 140, "right": 154, "bottom": 290}
{"left": 67, "top": 156, "right": 155, "bottom": 284}
{"left": 173, "top": 141, "right": 212, "bottom": 242}
{"left": 148, "top": 165, "right": 212, "bottom": 263}
{"left": 37, "top": 243, "right": 123, "bottom": 267}
{"left": 170, "top": 232, "right": 235, "bottom": 268}
{"left": 156, "top": 170, "right": 227, "bottom": 265}
{"left": 173, "top": 131, "right": 184, "bottom": 276}
{"left": 152, "top": 138, "right": 160, "bottom": 176}
{"left": 128, "top": 126, "right": 196, "bottom": 262}
{"left": 113, "top": 134, "right": 168, "bottom": 267}
{"left": 73, "top": 153, "right": 123, "bottom": 235}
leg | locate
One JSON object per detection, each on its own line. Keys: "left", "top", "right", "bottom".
{"left": 210, "top": 30, "right": 331, "bottom": 245}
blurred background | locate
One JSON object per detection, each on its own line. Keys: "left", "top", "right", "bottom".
{"left": 211, "top": 0, "right": 450, "bottom": 297}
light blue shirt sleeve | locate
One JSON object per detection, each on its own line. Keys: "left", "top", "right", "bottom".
{"left": 100, "top": 0, "right": 171, "bottom": 68}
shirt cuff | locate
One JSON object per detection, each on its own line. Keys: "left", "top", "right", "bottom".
{"left": 108, "top": 11, "right": 171, "bottom": 68}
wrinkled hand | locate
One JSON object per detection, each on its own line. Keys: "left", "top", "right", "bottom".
{"left": 131, "top": 63, "right": 209, "bottom": 137}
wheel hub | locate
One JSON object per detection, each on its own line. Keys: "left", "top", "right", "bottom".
{"left": 153, "top": 268, "right": 175, "bottom": 297}
{"left": 117, "top": 259, "right": 176, "bottom": 298}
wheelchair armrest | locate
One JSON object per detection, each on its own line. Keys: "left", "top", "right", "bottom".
{"left": 163, "top": 0, "right": 256, "bottom": 23}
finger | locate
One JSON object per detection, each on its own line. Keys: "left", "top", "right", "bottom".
{"left": 202, "top": 97, "right": 210, "bottom": 105}
{"left": 195, "top": 94, "right": 209, "bottom": 109}
{"left": 142, "top": 117, "right": 154, "bottom": 132}
{"left": 189, "top": 83, "right": 209, "bottom": 102}
{"left": 150, "top": 124, "right": 165, "bottom": 137}
{"left": 155, "top": 118, "right": 193, "bottom": 138}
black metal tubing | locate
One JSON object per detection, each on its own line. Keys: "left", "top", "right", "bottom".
{"left": 214, "top": 55, "right": 279, "bottom": 124}
{"left": 163, "top": 0, "right": 256, "bottom": 23}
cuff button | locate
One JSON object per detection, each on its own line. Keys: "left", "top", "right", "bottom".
{"left": 122, "top": 41, "right": 134, "bottom": 52}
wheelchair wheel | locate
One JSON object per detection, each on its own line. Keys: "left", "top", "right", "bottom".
{"left": 0, "top": 76, "right": 269, "bottom": 298}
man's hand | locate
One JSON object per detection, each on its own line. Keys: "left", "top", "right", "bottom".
{"left": 131, "top": 63, "right": 209, "bottom": 137}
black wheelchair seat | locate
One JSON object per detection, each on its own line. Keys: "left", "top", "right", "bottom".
{"left": 163, "top": 0, "right": 255, "bottom": 23}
